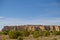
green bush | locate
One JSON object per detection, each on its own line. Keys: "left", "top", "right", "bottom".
{"left": 0, "top": 32, "right": 3, "bottom": 35}
{"left": 57, "top": 31, "right": 60, "bottom": 35}
{"left": 29, "top": 30, "right": 34, "bottom": 34}
{"left": 2, "top": 30, "right": 9, "bottom": 35}
{"left": 42, "top": 31, "right": 50, "bottom": 36}
{"left": 52, "top": 31, "right": 60, "bottom": 35}
{"left": 52, "top": 38, "right": 57, "bottom": 40}
{"left": 8, "top": 30, "right": 22, "bottom": 39}
{"left": 21, "top": 30, "right": 30, "bottom": 37}
{"left": 32, "top": 31, "right": 40, "bottom": 38}
{"left": 17, "top": 36, "right": 23, "bottom": 40}
{"left": 39, "top": 30, "right": 43, "bottom": 36}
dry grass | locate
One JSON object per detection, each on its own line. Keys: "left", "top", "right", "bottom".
{"left": 0, "top": 35, "right": 60, "bottom": 40}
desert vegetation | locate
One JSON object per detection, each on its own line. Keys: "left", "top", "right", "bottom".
{"left": 1, "top": 29, "right": 60, "bottom": 40}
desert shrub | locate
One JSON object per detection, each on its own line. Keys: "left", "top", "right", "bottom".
{"left": 52, "top": 31, "right": 57, "bottom": 35}
{"left": 2, "top": 30, "right": 9, "bottom": 35}
{"left": 21, "top": 30, "right": 30, "bottom": 37}
{"left": 32, "top": 31, "right": 40, "bottom": 38}
{"left": 29, "top": 30, "right": 34, "bottom": 34}
{"left": 57, "top": 31, "right": 60, "bottom": 35}
{"left": 42, "top": 31, "right": 50, "bottom": 36}
{"left": 0, "top": 31, "right": 3, "bottom": 35}
{"left": 52, "top": 38, "right": 57, "bottom": 40}
{"left": 50, "top": 31, "right": 53, "bottom": 33}
{"left": 8, "top": 30, "right": 21, "bottom": 39}
{"left": 52, "top": 31, "right": 60, "bottom": 35}
{"left": 39, "top": 30, "right": 43, "bottom": 36}
{"left": 17, "top": 36, "right": 23, "bottom": 40}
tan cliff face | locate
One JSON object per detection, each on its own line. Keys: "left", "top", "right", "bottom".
{"left": 50, "top": 26, "right": 55, "bottom": 31}
{"left": 50, "top": 26, "right": 60, "bottom": 31}
{"left": 55, "top": 26, "right": 60, "bottom": 31}
{"left": 2, "top": 25, "right": 60, "bottom": 31}
{"left": 39, "top": 25, "right": 46, "bottom": 31}
{"left": 23, "top": 25, "right": 36, "bottom": 31}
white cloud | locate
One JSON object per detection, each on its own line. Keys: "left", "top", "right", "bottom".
{"left": 0, "top": 17, "right": 60, "bottom": 26}
{"left": 0, "top": 17, "right": 60, "bottom": 30}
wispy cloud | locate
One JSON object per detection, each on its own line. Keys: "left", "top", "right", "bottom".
{"left": 0, "top": 17, "right": 60, "bottom": 30}
{"left": 0, "top": 17, "right": 60, "bottom": 25}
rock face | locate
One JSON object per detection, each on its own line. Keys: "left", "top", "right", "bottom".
{"left": 39, "top": 25, "right": 46, "bottom": 31}
{"left": 2, "top": 25, "right": 60, "bottom": 31}
{"left": 50, "top": 26, "right": 55, "bottom": 31}
{"left": 55, "top": 26, "right": 60, "bottom": 31}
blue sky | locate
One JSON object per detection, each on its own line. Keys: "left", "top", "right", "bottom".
{"left": 0, "top": 0, "right": 60, "bottom": 30}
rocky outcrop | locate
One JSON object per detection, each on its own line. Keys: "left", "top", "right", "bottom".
{"left": 2, "top": 25, "right": 60, "bottom": 31}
